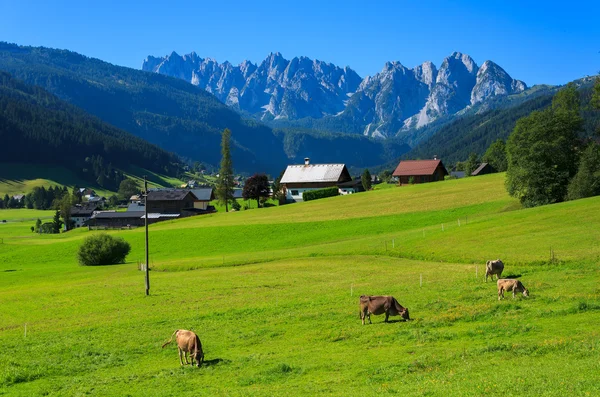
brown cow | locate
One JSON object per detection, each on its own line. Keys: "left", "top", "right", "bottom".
{"left": 497, "top": 279, "right": 529, "bottom": 300}
{"left": 485, "top": 259, "right": 504, "bottom": 282}
{"left": 359, "top": 295, "right": 410, "bottom": 324}
{"left": 162, "top": 329, "right": 204, "bottom": 367}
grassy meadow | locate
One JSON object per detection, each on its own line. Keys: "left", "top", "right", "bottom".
{"left": 1, "top": 173, "right": 599, "bottom": 396}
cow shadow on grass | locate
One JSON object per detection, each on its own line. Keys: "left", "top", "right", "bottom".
{"left": 202, "top": 358, "right": 227, "bottom": 367}
{"left": 502, "top": 274, "right": 522, "bottom": 279}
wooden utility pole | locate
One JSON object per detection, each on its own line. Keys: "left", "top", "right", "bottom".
{"left": 144, "top": 176, "right": 150, "bottom": 296}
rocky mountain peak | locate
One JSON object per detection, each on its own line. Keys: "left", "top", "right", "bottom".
{"left": 143, "top": 51, "right": 527, "bottom": 138}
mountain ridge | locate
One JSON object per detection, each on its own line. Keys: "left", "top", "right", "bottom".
{"left": 143, "top": 51, "right": 527, "bottom": 140}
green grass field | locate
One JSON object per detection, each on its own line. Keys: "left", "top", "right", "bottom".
{"left": 1, "top": 173, "right": 599, "bottom": 396}
{"left": 0, "top": 163, "right": 189, "bottom": 197}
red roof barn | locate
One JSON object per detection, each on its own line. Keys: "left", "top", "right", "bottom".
{"left": 392, "top": 159, "right": 448, "bottom": 185}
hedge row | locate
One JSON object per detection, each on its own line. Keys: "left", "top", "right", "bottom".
{"left": 302, "top": 187, "right": 339, "bottom": 201}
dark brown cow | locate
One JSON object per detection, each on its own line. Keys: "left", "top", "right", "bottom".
{"left": 162, "top": 329, "right": 204, "bottom": 367}
{"left": 359, "top": 295, "right": 410, "bottom": 324}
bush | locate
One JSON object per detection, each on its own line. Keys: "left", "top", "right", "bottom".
{"left": 302, "top": 187, "right": 339, "bottom": 202}
{"left": 78, "top": 233, "right": 131, "bottom": 266}
{"left": 231, "top": 200, "right": 241, "bottom": 211}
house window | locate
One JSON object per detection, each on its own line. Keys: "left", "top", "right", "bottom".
{"left": 291, "top": 190, "right": 299, "bottom": 196}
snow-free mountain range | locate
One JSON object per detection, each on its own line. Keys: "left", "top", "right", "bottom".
{"left": 143, "top": 51, "right": 527, "bottom": 139}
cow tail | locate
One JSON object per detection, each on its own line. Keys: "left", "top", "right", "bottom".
{"left": 161, "top": 330, "right": 178, "bottom": 348}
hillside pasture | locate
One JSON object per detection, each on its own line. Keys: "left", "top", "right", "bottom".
{"left": 1, "top": 173, "right": 599, "bottom": 396}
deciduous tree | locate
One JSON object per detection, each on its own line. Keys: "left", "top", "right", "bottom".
{"left": 506, "top": 84, "right": 582, "bottom": 207}
{"left": 483, "top": 139, "right": 507, "bottom": 172}
{"left": 242, "top": 174, "right": 270, "bottom": 208}
{"left": 118, "top": 178, "right": 140, "bottom": 200}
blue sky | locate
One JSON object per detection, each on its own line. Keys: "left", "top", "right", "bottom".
{"left": 0, "top": 0, "right": 598, "bottom": 85}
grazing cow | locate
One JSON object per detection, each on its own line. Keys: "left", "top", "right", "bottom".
{"left": 497, "top": 279, "right": 529, "bottom": 300}
{"left": 359, "top": 295, "right": 410, "bottom": 324}
{"left": 485, "top": 259, "right": 504, "bottom": 282}
{"left": 162, "top": 329, "right": 204, "bottom": 367}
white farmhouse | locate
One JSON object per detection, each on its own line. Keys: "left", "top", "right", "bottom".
{"left": 280, "top": 158, "right": 352, "bottom": 202}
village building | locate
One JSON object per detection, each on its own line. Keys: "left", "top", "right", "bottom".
{"left": 392, "top": 159, "right": 448, "bottom": 185}
{"left": 70, "top": 203, "right": 99, "bottom": 228}
{"left": 471, "top": 163, "right": 495, "bottom": 176}
{"left": 337, "top": 178, "right": 365, "bottom": 195}
{"left": 146, "top": 189, "right": 198, "bottom": 214}
{"left": 189, "top": 187, "right": 215, "bottom": 210}
{"left": 280, "top": 158, "right": 352, "bottom": 202}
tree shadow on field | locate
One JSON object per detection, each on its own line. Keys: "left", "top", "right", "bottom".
{"left": 503, "top": 274, "right": 522, "bottom": 279}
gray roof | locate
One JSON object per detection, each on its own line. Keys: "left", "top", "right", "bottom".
{"left": 472, "top": 163, "right": 492, "bottom": 176}
{"left": 190, "top": 188, "right": 213, "bottom": 201}
{"left": 127, "top": 203, "right": 145, "bottom": 212}
{"left": 147, "top": 189, "right": 198, "bottom": 201}
{"left": 280, "top": 163, "right": 349, "bottom": 184}
{"left": 233, "top": 190, "right": 243, "bottom": 199}
{"left": 91, "top": 211, "right": 145, "bottom": 219}
{"left": 450, "top": 171, "right": 466, "bottom": 178}
{"left": 142, "top": 213, "right": 180, "bottom": 219}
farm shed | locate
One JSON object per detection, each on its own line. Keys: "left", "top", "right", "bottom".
{"left": 392, "top": 159, "right": 448, "bottom": 185}
{"left": 189, "top": 188, "right": 215, "bottom": 210}
{"left": 146, "top": 189, "right": 198, "bottom": 214}
{"left": 280, "top": 158, "right": 352, "bottom": 202}
{"left": 471, "top": 163, "right": 495, "bottom": 176}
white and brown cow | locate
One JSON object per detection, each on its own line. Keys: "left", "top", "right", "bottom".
{"left": 497, "top": 279, "right": 529, "bottom": 300}
{"left": 485, "top": 259, "right": 504, "bottom": 282}
{"left": 359, "top": 295, "right": 410, "bottom": 324}
{"left": 162, "top": 329, "right": 204, "bottom": 367}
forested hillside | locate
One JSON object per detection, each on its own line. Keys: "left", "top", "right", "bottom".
{"left": 0, "top": 72, "right": 181, "bottom": 190}
{"left": 406, "top": 81, "right": 600, "bottom": 165}
{"left": 0, "top": 43, "right": 409, "bottom": 174}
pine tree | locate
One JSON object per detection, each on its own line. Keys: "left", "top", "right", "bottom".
{"left": 216, "top": 128, "right": 235, "bottom": 212}
{"left": 567, "top": 143, "right": 600, "bottom": 200}
{"left": 51, "top": 210, "right": 63, "bottom": 234}
{"left": 361, "top": 169, "right": 372, "bottom": 191}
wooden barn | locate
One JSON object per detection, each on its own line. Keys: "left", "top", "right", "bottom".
{"left": 392, "top": 159, "right": 448, "bottom": 185}
{"left": 471, "top": 163, "right": 495, "bottom": 176}
{"left": 280, "top": 158, "right": 352, "bottom": 202}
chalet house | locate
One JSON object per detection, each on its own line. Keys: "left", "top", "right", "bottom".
{"left": 13, "top": 194, "right": 25, "bottom": 203}
{"left": 280, "top": 158, "right": 352, "bottom": 202}
{"left": 189, "top": 188, "right": 215, "bottom": 210}
{"left": 471, "top": 163, "right": 495, "bottom": 176}
{"left": 70, "top": 203, "right": 99, "bottom": 228}
{"left": 392, "top": 159, "right": 448, "bottom": 185}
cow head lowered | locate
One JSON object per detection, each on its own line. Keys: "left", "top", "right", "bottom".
{"left": 360, "top": 295, "right": 410, "bottom": 324}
